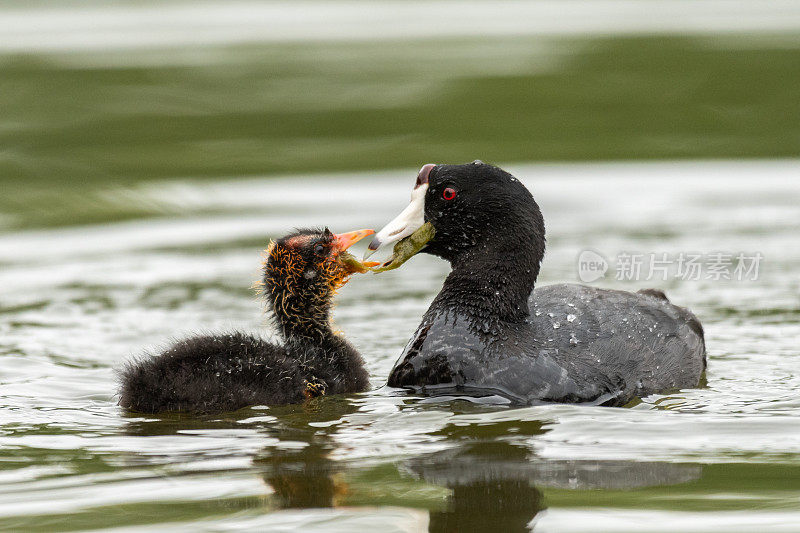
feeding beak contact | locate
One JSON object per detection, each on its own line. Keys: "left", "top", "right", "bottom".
{"left": 331, "top": 229, "right": 380, "bottom": 273}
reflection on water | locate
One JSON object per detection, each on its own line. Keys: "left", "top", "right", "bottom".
{"left": 409, "top": 420, "right": 701, "bottom": 532}
{"left": 256, "top": 398, "right": 361, "bottom": 510}
{"left": 121, "top": 397, "right": 704, "bottom": 533}
{"left": 413, "top": 440, "right": 547, "bottom": 533}
{"left": 264, "top": 442, "right": 344, "bottom": 509}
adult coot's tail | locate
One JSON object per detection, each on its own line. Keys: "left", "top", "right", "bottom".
{"left": 637, "top": 288, "right": 670, "bottom": 301}
{"left": 638, "top": 287, "right": 705, "bottom": 353}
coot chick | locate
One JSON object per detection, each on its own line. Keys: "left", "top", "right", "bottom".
{"left": 366, "top": 162, "right": 705, "bottom": 406}
{"left": 119, "top": 228, "right": 376, "bottom": 414}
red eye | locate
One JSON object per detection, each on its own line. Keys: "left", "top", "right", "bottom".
{"left": 442, "top": 187, "right": 457, "bottom": 201}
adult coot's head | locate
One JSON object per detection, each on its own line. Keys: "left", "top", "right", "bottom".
{"left": 365, "top": 161, "right": 545, "bottom": 280}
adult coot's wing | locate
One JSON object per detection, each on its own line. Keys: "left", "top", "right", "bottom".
{"left": 527, "top": 284, "right": 706, "bottom": 404}
{"left": 389, "top": 307, "right": 630, "bottom": 406}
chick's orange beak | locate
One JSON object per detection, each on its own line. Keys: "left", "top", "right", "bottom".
{"left": 333, "top": 229, "right": 375, "bottom": 252}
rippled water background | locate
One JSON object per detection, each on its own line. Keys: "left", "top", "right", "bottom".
{"left": 2, "top": 2, "right": 800, "bottom": 532}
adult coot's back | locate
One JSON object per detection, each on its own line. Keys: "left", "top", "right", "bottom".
{"left": 365, "top": 162, "right": 705, "bottom": 406}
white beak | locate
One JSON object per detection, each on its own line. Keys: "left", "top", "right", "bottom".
{"left": 364, "top": 182, "right": 428, "bottom": 259}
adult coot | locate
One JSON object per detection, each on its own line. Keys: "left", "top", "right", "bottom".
{"left": 119, "top": 228, "right": 376, "bottom": 414}
{"left": 365, "top": 162, "right": 705, "bottom": 406}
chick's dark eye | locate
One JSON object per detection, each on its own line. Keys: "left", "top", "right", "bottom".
{"left": 314, "top": 243, "right": 326, "bottom": 255}
{"left": 442, "top": 187, "right": 457, "bottom": 201}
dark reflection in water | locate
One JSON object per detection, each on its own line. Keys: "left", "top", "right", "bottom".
{"left": 403, "top": 430, "right": 547, "bottom": 533}
{"left": 406, "top": 415, "right": 702, "bottom": 532}
{"left": 123, "top": 396, "right": 357, "bottom": 510}
{"left": 406, "top": 441, "right": 702, "bottom": 532}
{"left": 263, "top": 442, "right": 342, "bottom": 508}
{"left": 125, "top": 400, "right": 702, "bottom": 531}
{"left": 418, "top": 442, "right": 546, "bottom": 533}
{"left": 253, "top": 397, "right": 360, "bottom": 509}
{"left": 432, "top": 481, "right": 543, "bottom": 532}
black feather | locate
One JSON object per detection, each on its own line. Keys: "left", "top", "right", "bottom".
{"left": 118, "top": 229, "right": 369, "bottom": 414}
